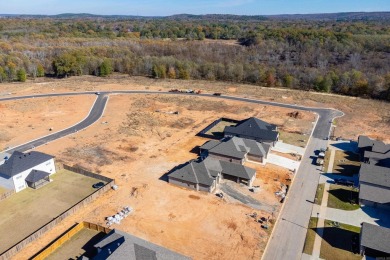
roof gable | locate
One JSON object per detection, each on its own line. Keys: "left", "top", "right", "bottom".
{"left": 359, "top": 164, "right": 390, "bottom": 188}
{"left": 25, "top": 170, "right": 50, "bottom": 183}
{"left": 94, "top": 229, "right": 191, "bottom": 260}
{"left": 220, "top": 160, "right": 256, "bottom": 179}
{"left": 169, "top": 161, "right": 215, "bottom": 186}
{"left": 361, "top": 223, "right": 390, "bottom": 254}
{"left": 224, "top": 117, "right": 278, "bottom": 141}
{"left": 0, "top": 151, "right": 53, "bottom": 177}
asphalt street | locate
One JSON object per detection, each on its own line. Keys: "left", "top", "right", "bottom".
{"left": 0, "top": 91, "right": 343, "bottom": 259}
{"left": 3, "top": 94, "right": 109, "bottom": 153}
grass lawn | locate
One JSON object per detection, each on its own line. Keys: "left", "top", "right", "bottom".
{"left": 279, "top": 131, "right": 308, "bottom": 147}
{"left": 327, "top": 184, "right": 359, "bottom": 211}
{"left": 46, "top": 228, "right": 106, "bottom": 260}
{"left": 332, "top": 151, "right": 360, "bottom": 176}
{"left": 323, "top": 150, "right": 332, "bottom": 173}
{"left": 303, "top": 217, "right": 318, "bottom": 255}
{"left": 0, "top": 169, "right": 106, "bottom": 254}
{"left": 314, "top": 184, "right": 325, "bottom": 205}
{"left": 205, "top": 120, "right": 236, "bottom": 137}
{"left": 320, "top": 220, "right": 361, "bottom": 260}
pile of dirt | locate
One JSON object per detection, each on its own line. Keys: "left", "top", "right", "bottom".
{"left": 287, "top": 111, "right": 303, "bottom": 119}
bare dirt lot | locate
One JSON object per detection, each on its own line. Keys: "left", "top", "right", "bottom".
{"left": 0, "top": 169, "right": 103, "bottom": 254}
{"left": 4, "top": 93, "right": 311, "bottom": 260}
{"left": 0, "top": 95, "right": 96, "bottom": 150}
{"left": 1, "top": 75, "right": 388, "bottom": 142}
{"left": 0, "top": 76, "right": 388, "bottom": 259}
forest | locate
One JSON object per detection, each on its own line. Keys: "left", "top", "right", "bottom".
{"left": 0, "top": 13, "right": 390, "bottom": 100}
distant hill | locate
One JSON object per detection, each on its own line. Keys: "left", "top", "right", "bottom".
{"left": 267, "top": 12, "right": 390, "bottom": 21}
{"left": 0, "top": 12, "right": 389, "bottom": 21}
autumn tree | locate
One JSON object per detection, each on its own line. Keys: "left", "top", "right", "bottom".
{"left": 16, "top": 68, "right": 27, "bottom": 82}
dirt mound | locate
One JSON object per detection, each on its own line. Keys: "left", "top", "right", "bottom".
{"left": 287, "top": 111, "right": 303, "bottom": 119}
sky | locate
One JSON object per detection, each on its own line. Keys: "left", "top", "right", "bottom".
{"left": 1, "top": 0, "right": 390, "bottom": 16}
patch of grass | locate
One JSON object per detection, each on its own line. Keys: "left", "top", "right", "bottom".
{"left": 0, "top": 169, "right": 105, "bottom": 253}
{"left": 332, "top": 150, "right": 360, "bottom": 176}
{"left": 327, "top": 184, "right": 360, "bottom": 210}
{"left": 279, "top": 130, "right": 308, "bottom": 147}
{"left": 205, "top": 120, "right": 236, "bottom": 137}
{"left": 46, "top": 228, "right": 106, "bottom": 260}
{"left": 323, "top": 150, "right": 332, "bottom": 173}
{"left": 320, "top": 220, "right": 361, "bottom": 260}
{"left": 314, "top": 184, "right": 325, "bottom": 205}
{"left": 303, "top": 217, "right": 318, "bottom": 255}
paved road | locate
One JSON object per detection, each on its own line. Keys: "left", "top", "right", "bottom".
{"left": 3, "top": 93, "right": 109, "bottom": 153}
{"left": 0, "top": 91, "right": 343, "bottom": 259}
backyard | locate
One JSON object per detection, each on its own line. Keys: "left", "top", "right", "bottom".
{"left": 331, "top": 151, "right": 361, "bottom": 176}
{"left": 0, "top": 169, "right": 105, "bottom": 254}
{"left": 327, "top": 184, "right": 359, "bottom": 210}
{"left": 46, "top": 228, "right": 106, "bottom": 260}
{"left": 204, "top": 119, "right": 237, "bottom": 138}
{"left": 320, "top": 220, "right": 361, "bottom": 260}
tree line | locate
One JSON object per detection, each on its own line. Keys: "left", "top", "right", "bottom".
{"left": 0, "top": 16, "right": 389, "bottom": 100}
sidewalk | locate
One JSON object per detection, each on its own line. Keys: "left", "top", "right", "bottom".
{"left": 311, "top": 148, "right": 336, "bottom": 258}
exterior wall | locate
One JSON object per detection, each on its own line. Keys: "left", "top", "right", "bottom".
{"left": 208, "top": 152, "right": 244, "bottom": 164}
{"left": 247, "top": 154, "right": 262, "bottom": 163}
{"left": 168, "top": 177, "right": 198, "bottom": 191}
{"left": 0, "top": 174, "right": 14, "bottom": 190}
{"left": 12, "top": 158, "right": 56, "bottom": 193}
{"left": 199, "top": 182, "right": 214, "bottom": 193}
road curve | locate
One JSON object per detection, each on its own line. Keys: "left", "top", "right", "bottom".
{"left": 0, "top": 90, "right": 344, "bottom": 259}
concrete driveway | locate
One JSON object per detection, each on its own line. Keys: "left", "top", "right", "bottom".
{"left": 311, "top": 205, "right": 390, "bottom": 228}
{"left": 273, "top": 142, "right": 305, "bottom": 155}
{"left": 267, "top": 153, "right": 300, "bottom": 171}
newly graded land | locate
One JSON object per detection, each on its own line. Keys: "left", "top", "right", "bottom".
{"left": 0, "top": 76, "right": 389, "bottom": 259}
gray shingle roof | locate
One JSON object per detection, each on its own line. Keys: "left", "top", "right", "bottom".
{"left": 208, "top": 137, "right": 247, "bottom": 159}
{"left": 94, "top": 229, "right": 191, "bottom": 260}
{"left": 202, "top": 157, "right": 222, "bottom": 177}
{"left": 25, "top": 170, "right": 50, "bottom": 183}
{"left": 360, "top": 222, "right": 390, "bottom": 254}
{"left": 168, "top": 161, "right": 214, "bottom": 186}
{"left": 224, "top": 117, "right": 278, "bottom": 142}
{"left": 359, "top": 164, "right": 390, "bottom": 188}
{"left": 359, "top": 183, "right": 390, "bottom": 204}
{"left": 359, "top": 135, "right": 390, "bottom": 154}
{"left": 0, "top": 151, "right": 53, "bottom": 178}
{"left": 199, "top": 140, "right": 220, "bottom": 151}
{"left": 204, "top": 137, "right": 269, "bottom": 159}
{"left": 220, "top": 160, "right": 256, "bottom": 180}
{"left": 358, "top": 135, "right": 375, "bottom": 149}
{"left": 364, "top": 151, "right": 390, "bottom": 165}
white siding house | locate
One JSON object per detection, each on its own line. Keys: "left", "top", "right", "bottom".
{"left": 0, "top": 151, "right": 56, "bottom": 192}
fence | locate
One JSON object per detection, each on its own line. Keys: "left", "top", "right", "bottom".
{"left": 32, "top": 221, "right": 111, "bottom": 260}
{"left": 197, "top": 117, "right": 240, "bottom": 139}
{"left": 0, "top": 166, "right": 114, "bottom": 260}
{"left": 0, "top": 190, "right": 14, "bottom": 202}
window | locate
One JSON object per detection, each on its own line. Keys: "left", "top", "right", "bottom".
{"left": 16, "top": 175, "right": 23, "bottom": 180}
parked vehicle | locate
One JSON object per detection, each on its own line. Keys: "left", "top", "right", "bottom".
{"left": 92, "top": 182, "right": 105, "bottom": 188}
